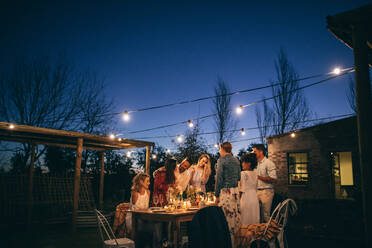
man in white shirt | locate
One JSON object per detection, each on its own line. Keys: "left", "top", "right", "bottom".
{"left": 253, "top": 144, "right": 277, "bottom": 222}
{"left": 174, "top": 158, "right": 192, "bottom": 192}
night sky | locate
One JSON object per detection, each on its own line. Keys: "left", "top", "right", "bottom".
{"left": 1, "top": 0, "right": 369, "bottom": 154}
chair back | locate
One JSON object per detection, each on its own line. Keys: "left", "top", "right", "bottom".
{"left": 263, "top": 199, "right": 297, "bottom": 237}
{"left": 95, "top": 209, "right": 119, "bottom": 247}
{"left": 188, "top": 206, "right": 232, "bottom": 248}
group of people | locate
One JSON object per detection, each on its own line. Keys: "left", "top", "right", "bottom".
{"left": 125, "top": 142, "right": 277, "bottom": 247}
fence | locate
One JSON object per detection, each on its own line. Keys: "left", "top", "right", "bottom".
{"left": 0, "top": 174, "right": 95, "bottom": 223}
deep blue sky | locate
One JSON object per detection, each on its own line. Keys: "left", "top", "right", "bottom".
{"left": 1, "top": 0, "right": 369, "bottom": 154}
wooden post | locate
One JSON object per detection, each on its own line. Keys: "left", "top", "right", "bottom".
{"left": 145, "top": 145, "right": 151, "bottom": 175}
{"left": 27, "top": 143, "right": 36, "bottom": 229}
{"left": 99, "top": 151, "right": 105, "bottom": 210}
{"left": 352, "top": 24, "right": 372, "bottom": 248}
{"left": 72, "top": 138, "right": 83, "bottom": 232}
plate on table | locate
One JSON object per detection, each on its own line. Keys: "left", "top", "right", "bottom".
{"left": 187, "top": 207, "right": 199, "bottom": 211}
{"left": 151, "top": 209, "right": 166, "bottom": 213}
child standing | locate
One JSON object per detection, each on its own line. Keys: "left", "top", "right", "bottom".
{"left": 239, "top": 153, "right": 260, "bottom": 225}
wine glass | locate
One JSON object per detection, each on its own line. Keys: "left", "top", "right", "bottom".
{"left": 153, "top": 195, "right": 159, "bottom": 207}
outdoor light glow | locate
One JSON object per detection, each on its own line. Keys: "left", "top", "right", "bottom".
{"left": 241, "top": 128, "right": 246, "bottom": 136}
{"left": 152, "top": 154, "right": 157, "bottom": 159}
{"left": 236, "top": 105, "right": 243, "bottom": 115}
{"left": 166, "top": 149, "right": 171, "bottom": 154}
{"left": 291, "top": 132, "right": 296, "bottom": 138}
{"left": 214, "top": 144, "right": 219, "bottom": 148}
{"left": 126, "top": 151, "right": 132, "bottom": 158}
{"left": 118, "top": 138, "right": 122, "bottom": 142}
{"left": 122, "top": 111, "right": 130, "bottom": 122}
{"left": 109, "top": 134, "right": 115, "bottom": 139}
{"left": 333, "top": 67, "right": 341, "bottom": 75}
{"left": 9, "top": 124, "right": 15, "bottom": 129}
{"left": 187, "top": 120, "right": 194, "bottom": 128}
{"left": 177, "top": 135, "right": 183, "bottom": 143}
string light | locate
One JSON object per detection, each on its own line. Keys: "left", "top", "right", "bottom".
{"left": 236, "top": 105, "right": 243, "bottom": 115}
{"left": 124, "top": 71, "right": 353, "bottom": 135}
{"left": 126, "top": 151, "right": 132, "bottom": 158}
{"left": 241, "top": 128, "right": 246, "bottom": 136}
{"left": 152, "top": 154, "right": 157, "bottom": 159}
{"left": 290, "top": 132, "right": 296, "bottom": 138}
{"left": 118, "top": 138, "right": 122, "bottom": 142}
{"left": 177, "top": 135, "right": 183, "bottom": 143}
{"left": 166, "top": 149, "right": 171, "bottom": 154}
{"left": 109, "top": 134, "right": 115, "bottom": 139}
{"left": 214, "top": 144, "right": 219, "bottom": 148}
{"left": 9, "top": 124, "right": 15, "bottom": 129}
{"left": 333, "top": 67, "right": 341, "bottom": 75}
{"left": 187, "top": 120, "right": 194, "bottom": 128}
{"left": 122, "top": 111, "right": 130, "bottom": 122}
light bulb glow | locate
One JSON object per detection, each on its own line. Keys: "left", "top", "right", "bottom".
{"left": 290, "top": 132, "right": 296, "bottom": 138}
{"left": 236, "top": 105, "right": 243, "bottom": 115}
{"left": 122, "top": 111, "right": 130, "bottom": 122}
{"left": 241, "top": 128, "right": 246, "bottom": 136}
{"left": 187, "top": 120, "right": 194, "bottom": 128}
{"left": 126, "top": 151, "right": 132, "bottom": 158}
{"left": 9, "top": 124, "right": 15, "bottom": 129}
{"left": 177, "top": 135, "right": 183, "bottom": 143}
{"left": 333, "top": 67, "right": 341, "bottom": 75}
{"left": 118, "top": 138, "right": 122, "bottom": 142}
{"left": 166, "top": 149, "right": 171, "bottom": 154}
{"left": 152, "top": 154, "right": 157, "bottom": 159}
{"left": 109, "top": 134, "right": 115, "bottom": 139}
{"left": 214, "top": 144, "right": 219, "bottom": 148}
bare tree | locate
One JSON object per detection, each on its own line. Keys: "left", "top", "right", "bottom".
{"left": 213, "top": 77, "right": 237, "bottom": 143}
{"left": 270, "top": 49, "right": 312, "bottom": 135}
{"left": 255, "top": 98, "right": 272, "bottom": 144}
{"left": 0, "top": 56, "right": 113, "bottom": 171}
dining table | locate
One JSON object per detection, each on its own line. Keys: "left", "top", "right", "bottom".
{"left": 130, "top": 204, "right": 216, "bottom": 248}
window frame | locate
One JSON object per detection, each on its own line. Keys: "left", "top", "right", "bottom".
{"left": 287, "top": 151, "right": 310, "bottom": 186}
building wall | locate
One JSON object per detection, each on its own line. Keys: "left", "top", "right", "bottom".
{"left": 268, "top": 130, "right": 332, "bottom": 199}
{"left": 267, "top": 117, "right": 360, "bottom": 200}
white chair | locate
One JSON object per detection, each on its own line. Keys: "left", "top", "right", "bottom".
{"left": 236, "top": 198, "right": 297, "bottom": 248}
{"left": 95, "top": 209, "right": 135, "bottom": 248}
{"left": 262, "top": 198, "right": 298, "bottom": 248}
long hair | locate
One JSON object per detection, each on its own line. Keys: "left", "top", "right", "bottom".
{"left": 164, "top": 158, "right": 177, "bottom": 184}
{"left": 197, "top": 154, "right": 211, "bottom": 182}
{"left": 131, "top": 173, "right": 150, "bottom": 193}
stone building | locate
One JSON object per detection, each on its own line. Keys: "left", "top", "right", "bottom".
{"left": 266, "top": 116, "right": 360, "bottom": 200}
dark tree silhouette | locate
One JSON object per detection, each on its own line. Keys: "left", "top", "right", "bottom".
{"left": 213, "top": 77, "right": 237, "bottom": 144}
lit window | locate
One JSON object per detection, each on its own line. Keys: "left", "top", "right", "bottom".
{"left": 287, "top": 152, "right": 309, "bottom": 185}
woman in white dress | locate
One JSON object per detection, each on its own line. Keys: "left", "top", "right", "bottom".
{"left": 126, "top": 173, "right": 150, "bottom": 233}
{"left": 239, "top": 153, "right": 260, "bottom": 225}
{"left": 190, "top": 154, "right": 211, "bottom": 192}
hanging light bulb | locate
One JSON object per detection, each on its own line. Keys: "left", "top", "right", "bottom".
{"left": 290, "top": 132, "right": 296, "bottom": 138}
{"left": 236, "top": 105, "right": 243, "bottom": 115}
{"left": 9, "top": 124, "right": 15, "bottom": 129}
{"left": 241, "top": 128, "right": 246, "bottom": 136}
{"left": 333, "top": 67, "right": 341, "bottom": 75}
{"left": 118, "top": 138, "right": 122, "bottom": 142}
{"left": 109, "top": 134, "right": 115, "bottom": 139}
{"left": 152, "top": 154, "right": 157, "bottom": 159}
{"left": 126, "top": 151, "right": 132, "bottom": 158}
{"left": 187, "top": 120, "right": 194, "bottom": 128}
{"left": 122, "top": 111, "right": 130, "bottom": 122}
{"left": 166, "top": 149, "right": 171, "bottom": 154}
{"left": 177, "top": 135, "right": 183, "bottom": 143}
{"left": 214, "top": 144, "right": 219, "bottom": 148}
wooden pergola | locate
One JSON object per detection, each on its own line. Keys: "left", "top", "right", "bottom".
{"left": 0, "top": 122, "right": 154, "bottom": 231}
{"left": 327, "top": 4, "right": 372, "bottom": 247}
